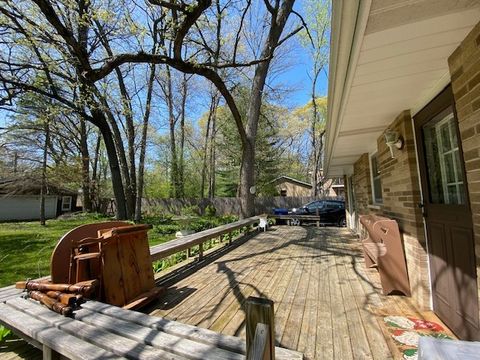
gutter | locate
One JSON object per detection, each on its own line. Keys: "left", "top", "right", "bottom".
{"left": 324, "top": 0, "right": 372, "bottom": 176}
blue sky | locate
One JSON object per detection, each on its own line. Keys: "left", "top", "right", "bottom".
{"left": 0, "top": 0, "right": 329, "bottom": 129}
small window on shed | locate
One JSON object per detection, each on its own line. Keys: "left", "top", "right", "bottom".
{"left": 370, "top": 153, "right": 383, "bottom": 204}
{"left": 280, "top": 189, "right": 287, "bottom": 197}
{"left": 62, "top": 196, "right": 72, "bottom": 211}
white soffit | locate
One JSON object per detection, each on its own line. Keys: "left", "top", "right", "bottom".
{"left": 327, "top": 1, "right": 480, "bottom": 177}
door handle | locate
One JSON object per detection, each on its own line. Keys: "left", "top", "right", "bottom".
{"left": 418, "top": 203, "right": 427, "bottom": 217}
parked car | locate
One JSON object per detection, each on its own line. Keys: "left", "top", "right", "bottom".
{"left": 289, "top": 200, "right": 346, "bottom": 226}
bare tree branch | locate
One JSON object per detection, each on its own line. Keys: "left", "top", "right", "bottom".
{"left": 277, "top": 25, "right": 303, "bottom": 47}
{"left": 291, "top": 10, "right": 314, "bottom": 48}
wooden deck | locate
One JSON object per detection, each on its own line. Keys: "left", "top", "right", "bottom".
{"left": 2, "top": 225, "right": 453, "bottom": 359}
{"left": 148, "top": 225, "right": 450, "bottom": 360}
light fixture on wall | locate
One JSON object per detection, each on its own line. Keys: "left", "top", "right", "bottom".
{"left": 384, "top": 129, "right": 404, "bottom": 158}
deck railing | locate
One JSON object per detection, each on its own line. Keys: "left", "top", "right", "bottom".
{"left": 150, "top": 215, "right": 261, "bottom": 265}
{"left": 246, "top": 296, "right": 275, "bottom": 360}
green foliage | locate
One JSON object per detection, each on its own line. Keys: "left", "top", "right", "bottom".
{"left": 152, "top": 224, "right": 181, "bottom": 235}
{"left": 213, "top": 87, "right": 284, "bottom": 196}
{"left": 181, "top": 205, "right": 200, "bottom": 217}
{"left": 143, "top": 209, "right": 174, "bottom": 223}
{"left": 0, "top": 214, "right": 108, "bottom": 287}
{"left": 0, "top": 213, "right": 174, "bottom": 287}
{"left": 0, "top": 326, "right": 12, "bottom": 343}
{"left": 204, "top": 204, "right": 216, "bottom": 217}
{"left": 151, "top": 214, "right": 238, "bottom": 273}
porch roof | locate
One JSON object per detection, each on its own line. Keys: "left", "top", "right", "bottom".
{"left": 325, "top": 0, "right": 480, "bottom": 177}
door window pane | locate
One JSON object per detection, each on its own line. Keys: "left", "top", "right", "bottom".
{"left": 440, "top": 122, "right": 451, "bottom": 151}
{"left": 444, "top": 153, "right": 455, "bottom": 183}
{"left": 422, "top": 110, "right": 466, "bottom": 205}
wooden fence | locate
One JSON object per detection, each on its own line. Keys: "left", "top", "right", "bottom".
{"left": 140, "top": 196, "right": 344, "bottom": 216}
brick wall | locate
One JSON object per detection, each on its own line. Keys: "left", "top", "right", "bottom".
{"left": 448, "top": 20, "right": 480, "bottom": 324}
{"left": 376, "top": 111, "right": 430, "bottom": 309}
{"left": 352, "top": 153, "right": 373, "bottom": 214}
{"left": 350, "top": 113, "right": 431, "bottom": 309}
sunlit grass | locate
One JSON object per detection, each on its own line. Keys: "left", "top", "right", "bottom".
{"left": 0, "top": 213, "right": 237, "bottom": 287}
{"left": 0, "top": 214, "right": 172, "bottom": 287}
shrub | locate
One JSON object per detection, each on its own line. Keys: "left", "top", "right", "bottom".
{"left": 0, "top": 326, "right": 11, "bottom": 343}
{"left": 152, "top": 224, "right": 181, "bottom": 235}
{"left": 181, "top": 205, "right": 200, "bottom": 216}
{"left": 204, "top": 204, "right": 216, "bottom": 217}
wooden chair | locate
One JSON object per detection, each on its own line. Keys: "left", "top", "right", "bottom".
{"left": 51, "top": 221, "right": 130, "bottom": 284}
{"left": 51, "top": 222, "right": 164, "bottom": 310}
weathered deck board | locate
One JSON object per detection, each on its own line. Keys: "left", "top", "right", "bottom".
{"left": 148, "top": 226, "right": 451, "bottom": 360}
{"left": 3, "top": 226, "right": 454, "bottom": 359}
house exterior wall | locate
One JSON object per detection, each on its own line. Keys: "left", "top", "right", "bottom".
{"left": 448, "top": 20, "right": 480, "bottom": 326}
{"left": 0, "top": 196, "right": 58, "bottom": 221}
{"left": 376, "top": 111, "right": 430, "bottom": 309}
{"left": 352, "top": 153, "right": 374, "bottom": 217}
{"left": 350, "top": 113, "right": 431, "bottom": 309}
{"left": 274, "top": 181, "right": 311, "bottom": 197}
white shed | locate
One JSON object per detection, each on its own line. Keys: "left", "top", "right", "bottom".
{"left": 0, "top": 178, "right": 79, "bottom": 221}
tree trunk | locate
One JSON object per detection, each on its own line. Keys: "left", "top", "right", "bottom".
{"left": 240, "top": 0, "right": 296, "bottom": 218}
{"left": 310, "top": 76, "right": 318, "bottom": 196}
{"left": 165, "top": 66, "right": 179, "bottom": 198}
{"left": 178, "top": 74, "right": 188, "bottom": 198}
{"left": 96, "top": 93, "right": 133, "bottom": 218}
{"left": 200, "top": 94, "right": 215, "bottom": 198}
{"left": 135, "top": 63, "right": 156, "bottom": 222}
{"left": 239, "top": 140, "right": 255, "bottom": 218}
{"left": 79, "top": 117, "right": 92, "bottom": 211}
{"left": 208, "top": 101, "right": 217, "bottom": 199}
{"left": 90, "top": 110, "right": 128, "bottom": 219}
{"left": 91, "top": 133, "right": 101, "bottom": 212}
{"left": 39, "top": 119, "right": 50, "bottom": 226}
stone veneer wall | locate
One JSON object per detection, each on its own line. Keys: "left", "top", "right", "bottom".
{"left": 448, "top": 20, "right": 480, "bottom": 324}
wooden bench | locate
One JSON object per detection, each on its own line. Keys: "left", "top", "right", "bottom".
{"left": 359, "top": 214, "right": 410, "bottom": 296}
{"left": 0, "top": 291, "right": 303, "bottom": 360}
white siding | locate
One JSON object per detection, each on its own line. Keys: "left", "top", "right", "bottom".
{"left": 0, "top": 196, "right": 58, "bottom": 221}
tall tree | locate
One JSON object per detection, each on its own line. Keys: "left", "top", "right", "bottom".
{"left": 299, "top": 0, "right": 330, "bottom": 195}
{"left": 83, "top": 0, "right": 301, "bottom": 217}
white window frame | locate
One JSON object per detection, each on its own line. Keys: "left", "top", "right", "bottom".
{"left": 369, "top": 152, "right": 383, "bottom": 204}
{"left": 61, "top": 196, "right": 72, "bottom": 211}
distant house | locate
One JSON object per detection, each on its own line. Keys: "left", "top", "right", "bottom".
{"left": 271, "top": 176, "right": 312, "bottom": 197}
{"left": 270, "top": 176, "right": 345, "bottom": 197}
{"left": 0, "top": 178, "right": 80, "bottom": 221}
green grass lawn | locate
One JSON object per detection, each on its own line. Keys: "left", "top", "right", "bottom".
{"left": 0, "top": 214, "right": 174, "bottom": 287}
{"left": 0, "top": 213, "right": 237, "bottom": 288}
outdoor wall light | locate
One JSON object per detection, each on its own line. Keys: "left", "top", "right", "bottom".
{"left": 384, "top": 129, "right": 404, "bottom": 158}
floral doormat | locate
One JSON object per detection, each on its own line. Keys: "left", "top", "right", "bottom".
{"left": 383, "top": 315, "right": 453, "bottom": 360}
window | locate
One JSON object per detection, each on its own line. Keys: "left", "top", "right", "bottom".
{"left": 280, "top": 189, "right": 287, "bottom": 197}
{"left": 422, "top": 109, "right": 466, "bottom": 204}
{"left": 307, "top": 201, "right": 324, "bottom": 212}
{"left": 61, "top": 196, "right": 72, "bottom": 211}
{"left": 370, "top": 153, "right": 383, "bottom": 204}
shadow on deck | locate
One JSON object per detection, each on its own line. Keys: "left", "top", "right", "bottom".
{"left": 145, "top": 225, "right": 442, "bottom": 359}
{"left": 2, "top": 226, "right": 451, "bottom": 360}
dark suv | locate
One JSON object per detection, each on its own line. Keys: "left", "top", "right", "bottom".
{"left": 289, "top": 200, "right": 346, "bottom": 226}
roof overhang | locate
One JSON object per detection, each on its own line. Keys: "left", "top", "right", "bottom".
{"left": 325, "top": 0, "right": 480, "bottom": 177}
